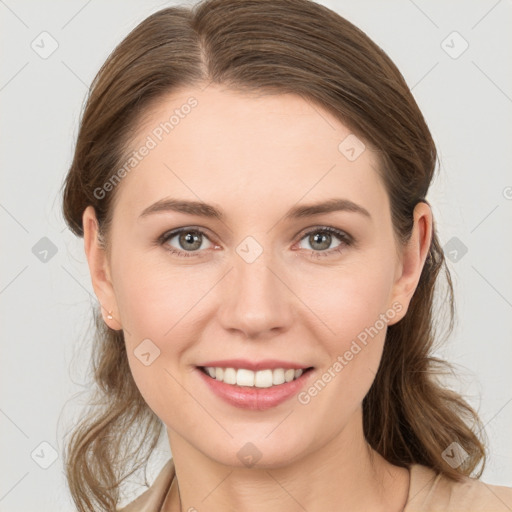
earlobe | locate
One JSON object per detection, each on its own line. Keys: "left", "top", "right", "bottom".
{"left": 388, "top": 201, "right": 433, "bottom": 324}
{"left": 82, "top": 206, "right": 122, "bottom": 330}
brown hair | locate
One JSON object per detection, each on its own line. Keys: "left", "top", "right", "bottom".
{"left": 61, "top": 0, "right": 487, "bottom": 510}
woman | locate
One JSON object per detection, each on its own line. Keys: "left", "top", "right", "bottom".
{"left": 61, "top": 0, "right": 512, "bottom": 510}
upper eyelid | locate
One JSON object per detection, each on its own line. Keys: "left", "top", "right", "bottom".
{"left": 159, "top": 226, "right": 215, "bottom": 244}
{"left": 296, "top": 225, "right": 351, "bottom": 239}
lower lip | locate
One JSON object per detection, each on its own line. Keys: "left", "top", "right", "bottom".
{"left": 196, "top": 367, "right": 314, "bottom": 411}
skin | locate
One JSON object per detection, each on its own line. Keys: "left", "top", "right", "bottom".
{"left": 83, "top": 84, "right": 432, "bottom": 511}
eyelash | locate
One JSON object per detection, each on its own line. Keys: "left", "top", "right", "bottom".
{"left": 156, "top": 226, "right": 353, "bottom": 260}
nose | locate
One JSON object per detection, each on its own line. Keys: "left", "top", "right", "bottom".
{"left": 217, "top": 245, "right": 294, "bottom": 340}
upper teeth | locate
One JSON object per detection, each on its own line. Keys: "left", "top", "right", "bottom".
{"left": 204, "top": 367, "right": 304, "bottom": 387}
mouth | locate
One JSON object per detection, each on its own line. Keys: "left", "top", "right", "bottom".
{"left": 195, "top": 362, "right": 315, "bottom": 411}
{"left": 197, "top": 365, "right": 314, "bottom": 387}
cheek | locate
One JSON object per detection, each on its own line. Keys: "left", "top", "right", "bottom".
{"left": 111, "top": 245, "right": 203, "bottom": 341}
{"left": 303, "top": 254, "right": 396, "bottom": 398}
{"left": 111, "top": 255, "right": 210, "bottom": 410}
{"left": 306, "top": 258, "right": 395, "bottom": 346}
{"left": 117, "top": 267, "right": 198, "bottom": 417}
{"left": 296, "top": 273, "right": 393, "bottom": 428}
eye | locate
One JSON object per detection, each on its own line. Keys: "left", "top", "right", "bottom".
{"left": 157, "top": 225, "right": 353, "bottom": 259}
{"left": 296, "top": 226, "right": 353, "bottom": 259}
{"left": 158, "top": 228, "right": 214, "bottom": 258}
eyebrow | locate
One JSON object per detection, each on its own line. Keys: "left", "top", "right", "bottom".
{"left": 139, "top": 197, "right": 371, "bottom": 221}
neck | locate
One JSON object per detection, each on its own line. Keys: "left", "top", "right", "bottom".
{"left": 164, "top": 411, "right": 410, "bottom": 512}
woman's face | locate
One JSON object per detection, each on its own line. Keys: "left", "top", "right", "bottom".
{"left": 84, "top": 84, "right": 430, "bottom": 468}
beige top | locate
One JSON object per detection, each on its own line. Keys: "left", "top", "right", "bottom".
{"left": 117, "top": 458, "right": 512, "bottom": 512}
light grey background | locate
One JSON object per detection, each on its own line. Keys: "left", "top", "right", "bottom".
{"left": 1, "top": 0, "right": 511, "bottom": 510}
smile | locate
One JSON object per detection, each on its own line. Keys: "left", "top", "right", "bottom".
{"left": 200, "top": 366, "right": 309, "bottom": 388}
{"left": 196, "top": 363, "right": 315, "bottom": 411}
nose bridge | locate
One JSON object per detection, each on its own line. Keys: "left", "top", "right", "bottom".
{"left": 218, "top": 233, "right": 291, "bottom": 337}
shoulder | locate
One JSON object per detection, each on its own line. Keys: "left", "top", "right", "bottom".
{"left": 117, "top": 459, "right": 175, "bottom": 512}
{"left": 405, "top": 463, "right": 512, "bottom": 512}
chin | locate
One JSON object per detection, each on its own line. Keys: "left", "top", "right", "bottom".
{"left": 200, "top": 434, "right": 311, "bottom": 470}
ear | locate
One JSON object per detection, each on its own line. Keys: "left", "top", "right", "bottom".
{"left": 387, "top": 201, "right": 433, "bottom": 325}
{"left": 83, "top": 205, "right": 122, "bottom": 330}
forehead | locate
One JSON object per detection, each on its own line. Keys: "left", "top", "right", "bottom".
{"left": 113, "top": 85, "right": 388, "bottom": 221}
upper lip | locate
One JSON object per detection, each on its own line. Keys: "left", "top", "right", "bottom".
{"left": 198, "top": 359, "right": 312, "bottom": 371}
